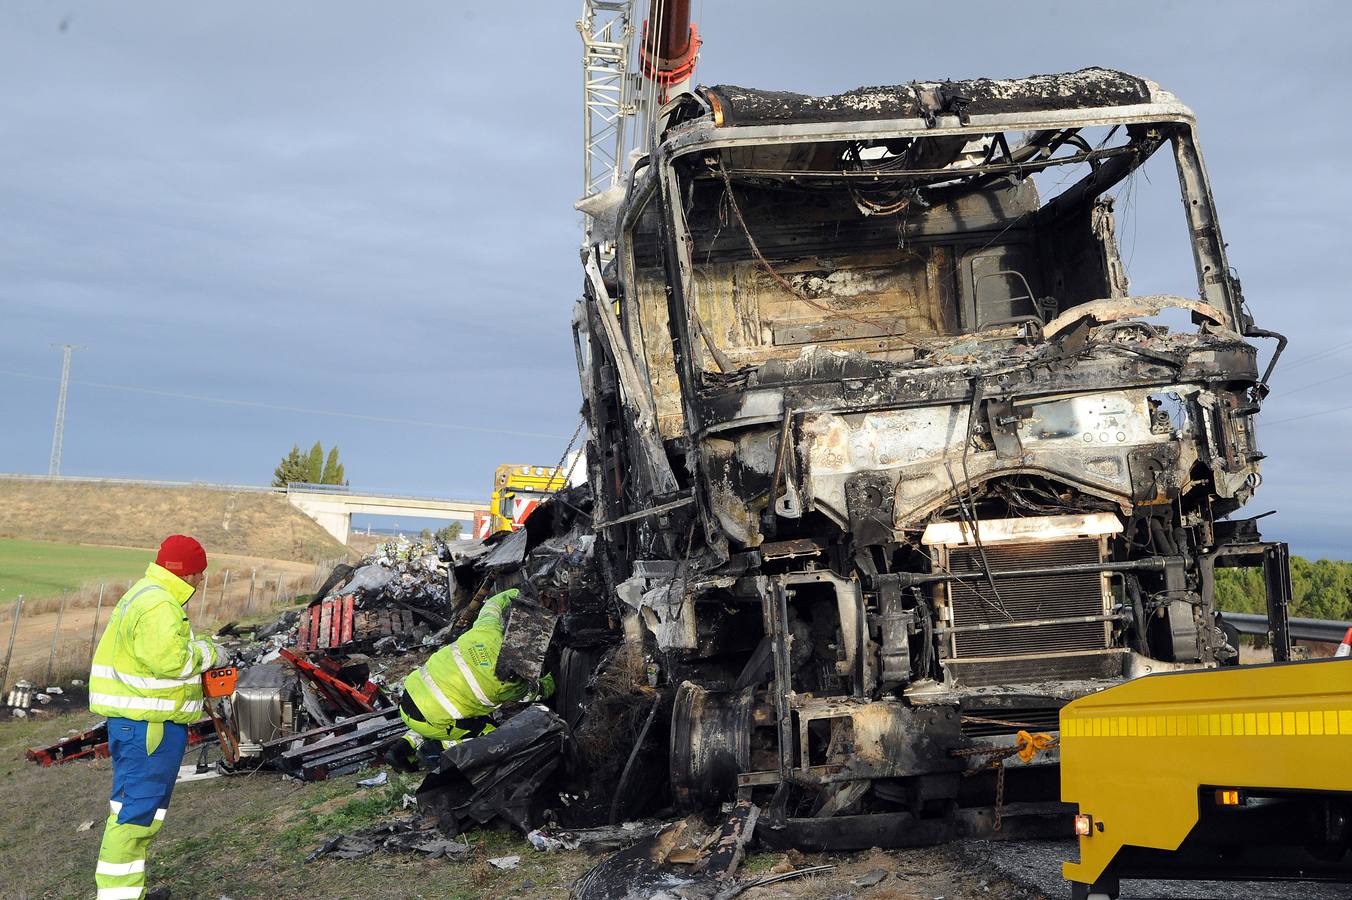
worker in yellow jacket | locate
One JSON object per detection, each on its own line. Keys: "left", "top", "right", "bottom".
{"left": 384, "top": 588, "right": 554, "bottom": 770}
{"left": 88, "top": 535, "right": 227, "bottom": 900}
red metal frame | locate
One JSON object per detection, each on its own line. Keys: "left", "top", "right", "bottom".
{"left": 278, "top": 648, "right": 383, "bottom": 716}
{"left": 27, "top": 719, "right": 216, "bottom": 767}
{"left": 296, "top": 595, "right": 355, "bottom": 652}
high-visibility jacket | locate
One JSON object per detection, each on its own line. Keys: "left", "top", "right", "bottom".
{"left": 89, "top": 563, "right": 218, "bottom": 725}
{"left": 402, "top": 589, "right": 554, "bottom": 743}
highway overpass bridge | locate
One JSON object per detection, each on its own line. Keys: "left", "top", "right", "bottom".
{"left": 0, "top": 474, "right": 488, "bottom": 546}
{"left": 283, "top": 485, "right": 487, "bottom": 544}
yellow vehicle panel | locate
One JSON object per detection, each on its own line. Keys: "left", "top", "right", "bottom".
{"left": 486, "top": 464, "right": 568, "bottom": 535}
{"left": 1061, "top": 658, "right": 1352, "bottom": 887}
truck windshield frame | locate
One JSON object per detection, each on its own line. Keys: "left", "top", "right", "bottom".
{"left": 640, "top": 108, "right": 1241, "bottom": 387}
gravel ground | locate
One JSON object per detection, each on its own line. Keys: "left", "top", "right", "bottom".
{"left": 962, "top": 840, "right": 1352, "bottom": 900}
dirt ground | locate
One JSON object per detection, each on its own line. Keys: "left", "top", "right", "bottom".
{"left": 736, "top": 846, "right": 1035, "bottom": 898}
{"left": 0, "top": 709, "right": 1039, "bottom": 900}
{"left": 0, "top": 710, "right": 594, "bottom": 899}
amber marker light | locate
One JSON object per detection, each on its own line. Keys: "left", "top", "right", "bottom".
{"left": 1074, "top": 814, "right": 1094, "bottom": 836}
{"left": 1216, "top": 789, "right": 1241, "bottom": 806}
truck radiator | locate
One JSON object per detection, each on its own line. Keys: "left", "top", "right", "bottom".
{"left": 942, "top": 538, "right": 1118, "bottom": 686}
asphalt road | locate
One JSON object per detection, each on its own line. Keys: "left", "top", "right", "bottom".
{"left": 963, "top": 840, "right": 1352, "bottom": 900}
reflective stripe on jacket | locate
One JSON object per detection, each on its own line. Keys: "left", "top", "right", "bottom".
{"left": 89, "top": 563, "right": 215, "bottom": 725}
{"left": 402, "top": 589, "right": 553, "bottom": 731}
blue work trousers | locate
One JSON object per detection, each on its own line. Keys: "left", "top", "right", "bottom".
{"left": 96, "top": 718, "right": 188, "bottom": 898}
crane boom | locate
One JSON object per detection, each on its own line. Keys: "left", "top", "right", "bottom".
{"left": 577, "top": 1, "right": 636, "bottom": 204}
{"left": 577, "top": 0, "right": 698, "bottom": 245}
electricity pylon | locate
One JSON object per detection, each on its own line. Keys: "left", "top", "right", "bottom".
{"left": 48, "top": 344, "right": 83, "bottom": 476}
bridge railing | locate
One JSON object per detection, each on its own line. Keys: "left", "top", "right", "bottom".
{"left": 284, "top": 482, "right": 484, "bottom": 506}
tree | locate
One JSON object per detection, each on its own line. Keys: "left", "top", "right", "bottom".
{"left": 321, "top": 447, "right": 342, "bottom": 485}
{"left": 1215, "top": 555, "right": 1352, "bottom": 620}
{"left": 304, "top": 442, "right": 325, "bottom": 484}
{"left": 435, "top": 523, "right": 462, "bottom": 543}
{"left": 273, "top": 442, "right": 349, "bottom": 487}
{"left": 272, "top": 444, "right": 308, "bottom": 487}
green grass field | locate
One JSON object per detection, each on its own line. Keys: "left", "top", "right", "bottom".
{"left": 0, "top": 538, "right": 149, "bottom": 604}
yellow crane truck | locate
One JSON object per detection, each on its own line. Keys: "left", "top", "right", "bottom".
{"left": 475, "top": 464, "right": 569, "bottom": 538}
{"left": 1061, "top": 655, "right": 1352, "bottom": 898}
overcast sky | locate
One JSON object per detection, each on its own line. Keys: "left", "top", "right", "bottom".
{"left": 1, "top": 1, "right": 1348, "bottom": 557}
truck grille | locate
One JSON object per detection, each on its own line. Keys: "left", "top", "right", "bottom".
{"left": 961, "top": 705, "right": 1064, "bottom": 738}
{"left": 942, "top": 538, "right": 1113, "bottom": 685}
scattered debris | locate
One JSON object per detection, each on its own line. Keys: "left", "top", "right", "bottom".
{"left": 306, "top": 816, "right": 470, "bottom": 863}
{"left": 573, "top": 803, "right": 760, "bottom": 900}
{"left": 488, "top": 855, "right": 521, "bottom": 870}
{"left": 76, "top": 820, "right": 94, "bottom": 832}
{"left": 527, "top": 821, "right": 667, "bottom": 853}
{"left": 417, "top": 704, "right": 569, "bottom": 836}
{"left": 297, "top": 542, "right": 453, "bottom": 655}
{"left": 175, "top": 764, "right": 223, "bottom": 783}
{"left": 715, "top": 865, "right": 837, "bottom": 899}
{"left": 6, "top": 679, "right": 35, "bottom": 709}
{"left": 260, "top": 707, "right": 406, "bottom": 781}
{"left": 357, "top": 771, "right": 389, "bottom": 788}
{"left": 852, "top": 868, "right": 890, "bottom": 887}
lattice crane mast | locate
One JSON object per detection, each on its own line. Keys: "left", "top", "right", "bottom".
{"left": 576, "top": 0, "right": 700, "bottom": 250}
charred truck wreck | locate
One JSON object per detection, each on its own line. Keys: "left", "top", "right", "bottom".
{"left": 569, "top": 68, "right": 1292, "bottom": 847}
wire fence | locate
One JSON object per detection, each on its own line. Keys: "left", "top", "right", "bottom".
{"left": 0, "top": 558, "right": 340, "bottom": 695}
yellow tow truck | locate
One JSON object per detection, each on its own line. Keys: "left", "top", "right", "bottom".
{"left": 474, "top": 463, "right": 569, "bottom": 538}
{"left": 1061, "top": 656, "right": 1352, "bottom": 898}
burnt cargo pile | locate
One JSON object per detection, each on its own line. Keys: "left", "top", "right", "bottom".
{"left": 559, "top": 66, "right": 1293, "bottom": 848}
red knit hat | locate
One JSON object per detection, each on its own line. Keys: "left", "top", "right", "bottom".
{"left": 156, "top": 534, "right": 208, "bottom": 576}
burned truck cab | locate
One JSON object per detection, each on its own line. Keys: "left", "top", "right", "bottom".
{"left": 573, "top": 68, "right": 1289, "bottom": 844}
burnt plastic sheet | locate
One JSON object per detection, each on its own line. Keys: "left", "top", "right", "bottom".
{"left": 332, "top": 564, "right": 395, "bottom": 599}
{"left": 495, "top": 597, "right": 559, "bottom": 683}
{"left": 313, "top": 563, "right": 356, "bottom": 603}
{"left": 478, "top": 526, "right": 529, "bottom": 572}
{"left": 416, "top": 705, "right": 569, "bottom": 835}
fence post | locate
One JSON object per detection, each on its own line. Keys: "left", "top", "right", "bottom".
{"left": 87, "top": 584, "right": 107, "bottom": 668}
{"left": 246, "top": 569, "right": 257, "bottom": 614}
{"left": 220, "top": 570, "right": 232, "bottom": 619}
{"left": 0, "top": 596, "right": 24, "bottom": 694}
{"left": 200, "top": 571, "right": 211, "bottom": 621}
{"left": 45, "top": 589, "right": 70, "bottom": 686}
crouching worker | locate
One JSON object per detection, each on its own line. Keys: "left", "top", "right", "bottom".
{"left": 384, "top": 588, "right": 554, "bottom": 772}
{"left": 90, "top": 534, "right": 229, "bottom": 900}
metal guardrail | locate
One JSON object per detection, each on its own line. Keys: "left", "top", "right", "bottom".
{"left": 1223, "top": 612, "right": 1352, "bottom": 644}
{"left": 0, "top": 473, "right": 482, "bottom": 507}
{"left": 0, "top": 472, "right": 279, "bottom": 493}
